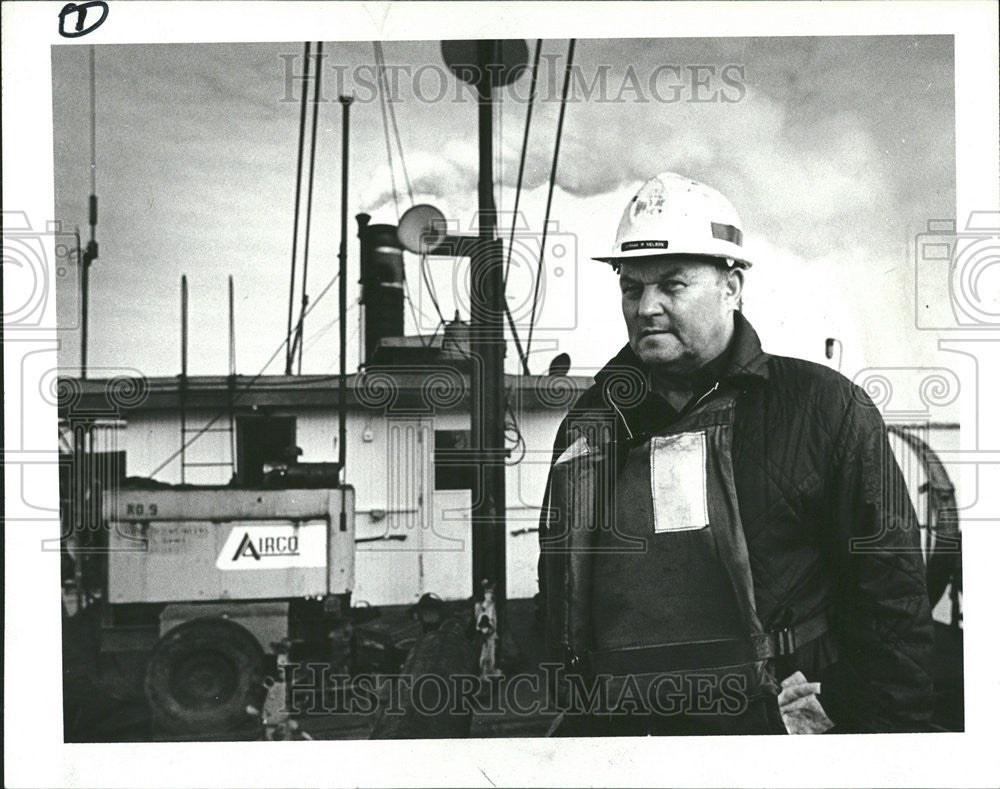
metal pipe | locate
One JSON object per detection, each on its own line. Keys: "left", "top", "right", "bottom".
{"left": 82, "top": 46, "right": 99, "bottom": 379}
{"left": 228, "top": 275, "right": 237, "bottom": 477}
{"left": 338, "top": 95, "right": 353, "bottom": 488}
{"left": 471, "top": 40, "right": 507, "bottom": 611}
{"left": 297, "top": 41, "right": 324, "bottom": 375}
{"left": 181, "top": 275, "right": 188, "bottom": 376}
{"left": 356, "top": 219, "right": 404, "bottom": 365}
{"left": 228, "top": 275, "right": 236, "bottom": 375}
{"left": 356, "top": 213, "right": 370, "bottom": 365}
{"left": 285, "top": 41, "right": 312, "bottom": 375}
{"left": 180, "top": 275, "right": 188, "bottom": 483}
{"left": 89, "top": 46, "right": 96, "bottom": 197}
{"left": 77, "top": 229, "right": 87, "bottom": 378}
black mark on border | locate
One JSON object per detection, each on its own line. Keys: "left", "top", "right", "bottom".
{"left": 58, "top": 2, "right": 109, "bottom": 38}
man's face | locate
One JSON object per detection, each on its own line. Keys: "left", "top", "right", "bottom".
{"left": 620, "top": 256, "right": 743, "bottom": 371}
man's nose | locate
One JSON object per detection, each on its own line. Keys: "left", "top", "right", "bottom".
{"left": 637, "top": 286, "right": 665, "bottom": 317}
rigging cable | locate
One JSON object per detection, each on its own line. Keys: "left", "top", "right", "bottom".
{"left": 373, "top": 42, "right": 402, "bottom": 220}
{"left": 501, "top": 39, "right": 543, "bottom": 376}
{"left": 491, "top": 47, "right": 534, "bottom": 375}
{"left": 285, "top": 41, "right": 312, "bottom": 374}
{"left": 503, "top": 393, "right": 527, "bottom": 466}
{"left": 303, "top": 297, "right": 360, "bottom": 356}
{"left": 295, "top": 41, "right": 324, "bottom": 374}
{"left": 402, "top": 273, "right": 433, "bottom": 348}
{"left": 525, "top": 38, "right": 576, "bottom": 363}
{"left": 374, "top": 42, "right": 444, "bottom": 329}
{"left": 419, "top": 251, "right": 446, "bottom": 325}
{"left": 503, "top": 40, "right": 542, "bottom": 287}
{"left": 147, "top": 269, "right": 342, "bottom": 478}
{"left": 375, "top": 41, "right": 414, "bottom": 204}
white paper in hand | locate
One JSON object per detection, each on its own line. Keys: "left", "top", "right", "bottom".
{"left": 778, "top": 670, "right": 835, "bottom": 734}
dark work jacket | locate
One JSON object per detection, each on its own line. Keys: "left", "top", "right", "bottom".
{"left": 537, "top": 311, "right": 935, "bottom": 733}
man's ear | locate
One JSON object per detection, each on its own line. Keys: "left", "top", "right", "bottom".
{"left": 724, "top": 267, "right": 744, "bottom": 306}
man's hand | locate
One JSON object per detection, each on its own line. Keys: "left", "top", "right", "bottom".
{"left": 778, "top": 671, "right": 835, "bottom": 734}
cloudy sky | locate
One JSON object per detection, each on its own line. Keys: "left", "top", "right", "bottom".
{"left": 51, "top": 36, "right": 955, "bottom": 388}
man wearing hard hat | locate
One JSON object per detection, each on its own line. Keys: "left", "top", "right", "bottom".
{"left": 538, "top": 172, "right": 934, "bottom": 735}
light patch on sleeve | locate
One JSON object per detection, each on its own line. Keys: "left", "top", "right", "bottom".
{"left": 650, "top": 431, "right": 709, "bottom": 533}
{"left": 554, "top": 436, "right": 591, "bottom": 466}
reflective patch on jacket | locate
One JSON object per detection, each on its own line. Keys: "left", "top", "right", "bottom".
{"left": 554, "top": 435, "right": 592, "bottom": 466}
{"left": 650, "top": 431, "right": 709, "bottom": 533}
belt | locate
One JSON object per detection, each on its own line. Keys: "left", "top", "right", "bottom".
{"left": 588, "top": 611, "right": 829, "bottom": 676}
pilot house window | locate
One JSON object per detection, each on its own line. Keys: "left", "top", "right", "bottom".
{"left": 235, "top": 416, "right": 296, "bottom": 486}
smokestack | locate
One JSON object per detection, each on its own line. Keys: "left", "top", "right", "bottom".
{"left": 356, "top": 214, "right": 405, "bottom": 365}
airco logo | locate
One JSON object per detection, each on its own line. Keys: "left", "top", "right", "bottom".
{"left": 231, "top": 532, "right": 300, "bottom": 561}
{"left": 216, "top": 522, "right": 326, "bottom": 570}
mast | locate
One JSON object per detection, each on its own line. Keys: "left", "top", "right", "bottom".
{"left": 81, "top": 45, "right": 99, "bottom": 379}
{"left": 297, "top": 42, "right": 324, "bottom": 374}
{"left": 471, "top": 40, "right": 507, "bottom": 610}
{"left": 179, "top": 275, "right": 188, "bottom": 483}
{"left": 338, "top": 94, "right": 353, "bottom": 492}
{"left": 285, "top": 42, "right": 312, "bottom": 374}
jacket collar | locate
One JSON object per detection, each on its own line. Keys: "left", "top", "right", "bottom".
{"left": 594, "top": 310, "right": 770, "bottom": 390}
{"left": 586, "top": 312, "right": 769, "bottom": 436}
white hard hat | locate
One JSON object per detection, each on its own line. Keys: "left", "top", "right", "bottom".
{"left": 593, "top": 172, "right": 752, "bottom": 268}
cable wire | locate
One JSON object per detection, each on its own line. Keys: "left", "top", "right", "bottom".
{"left": 375, "top": 41, "right": 414, "bottom": 205}
{"left": 503, "top": 393, "right": 527, "bottom": 466}
{"left": 503, "top": 40, "right": 542, "bottom": 288}
{"left": 402, "top": 272, "right": 434, "bottom": 348}
{"left": 373, "top": 42, "right": 402, "bottom": 220}
{"left": 296, "top": 41, "right": 324, "bottom": 374}
{"left": 500, "top": 40, "right": 543, "bottom": 375}
{"left": 419, "top": 252, "right": 446, "bottom": 325}
{"left": 285, "top": 42, "right": 312, "bottom": 374}
{"left": 303, "top": 298, "right": 360, "bottom": 356}
{"left": 147, "top": 270, "right": 342, "bottom": 478}
{"left": 526, "top": 38, "right": 575, "bottom": 363}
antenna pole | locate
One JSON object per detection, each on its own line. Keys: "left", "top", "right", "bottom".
{"left": 471, "top": 40, "right": 507, "bottom": 617}
{"left": 338, "top": 94, "right": 353, "bottom": 482}
{"left": 82, "top": 45, "right": 99, "bottom": 379}
{"left": 76, "top": 228, "right": 86, "bottom": 378}
{"left": 229, "top": 275, "right": 236, "bottom": 375}
{"left": 180, "top": 275, "right": 189, "bottom": 484}
{"left": 228, "top": 275, "right": 237, "bottom": 479}
{"left": 297, "top": 41, "right": 324, "bottom": 374}
{"left": 286, "top": 42, "right": 312, "bottom": 374}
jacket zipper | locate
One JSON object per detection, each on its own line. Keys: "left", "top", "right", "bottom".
{"left": 609, "top": 380, "right": 721, "bottom": 439}
{"left": 607, "top": 396, "right": 635, "bottom": 439}
{"left": 683, "top": 381, "right": 721, "bottom": 417}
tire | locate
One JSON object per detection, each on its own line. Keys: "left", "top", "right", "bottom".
{"left": 145, "top": 617, "right": 265, "bottom": 737}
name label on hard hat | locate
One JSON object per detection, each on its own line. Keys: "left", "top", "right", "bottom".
{"left": 621, "top": 240, "right": 669, "bottom": 252}
{"left": 216, "top": 521, "right": 327, "bottom": 569}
